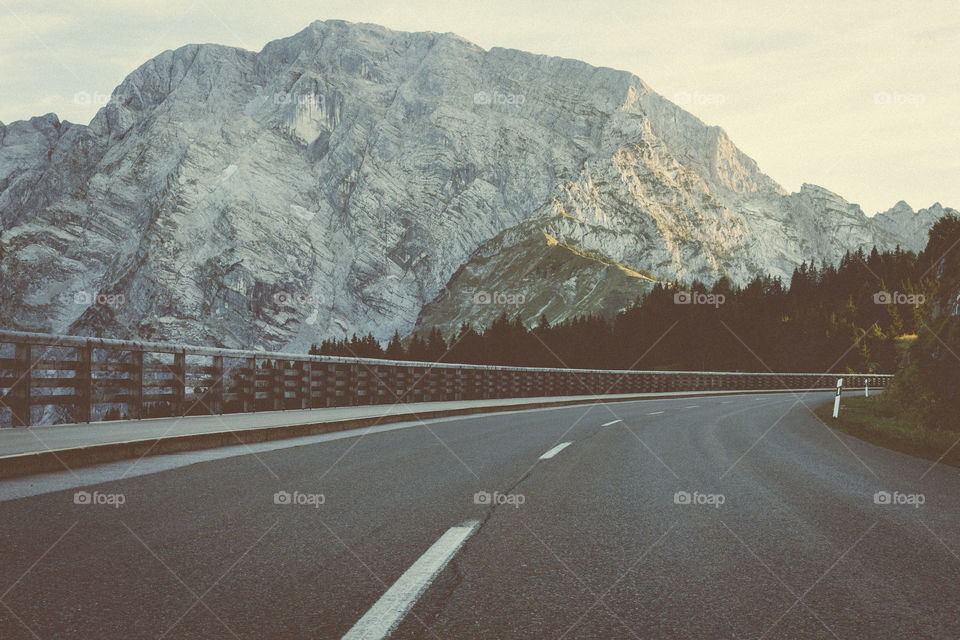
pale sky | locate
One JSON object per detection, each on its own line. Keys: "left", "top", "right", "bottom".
{"left": 1, "top": 0, "right": 957, "bottom": 215}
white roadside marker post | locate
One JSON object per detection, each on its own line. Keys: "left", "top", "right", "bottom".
{"left": 864, "top": 378, "right": 869, "bottom": 398}
{"left": 833, "top": 378, "right": 843, "bottom": 419}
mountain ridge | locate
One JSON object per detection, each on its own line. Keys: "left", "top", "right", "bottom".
{"left": 0, "top": 20, "right": 952, "bottom": 349}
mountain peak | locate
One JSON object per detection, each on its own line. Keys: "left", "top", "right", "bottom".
{"left": 889, "top": 199, "right": 914, "bottom": 213}
{"left": 799, "top": 183, "right": 842, "bottom": 197}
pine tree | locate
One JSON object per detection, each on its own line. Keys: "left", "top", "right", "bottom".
{"left": 406, "top": 334, "right": 429, "bottom": 362}
{"left": 385, "top": 330, "right": 405, "bottom": 360}
{"left": 426, "top": 328, "right": 447, "bottom": 362}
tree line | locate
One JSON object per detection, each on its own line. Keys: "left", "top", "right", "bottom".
{"left": 312, "top": 216, "right": 960, "bottom": 379}
{"left": 880, "top": 215, "right": 960, "bottom": 431}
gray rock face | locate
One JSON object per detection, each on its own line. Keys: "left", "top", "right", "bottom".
{"left": 873, "top": 200, "right": 950, "bottom": 251}
{"left": 0, "top": 20, "right": 952, "bottom": 348}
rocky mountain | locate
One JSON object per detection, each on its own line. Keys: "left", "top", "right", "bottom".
{"left": 0, "top": 20, "right": 952, "bottom": 349}
{"left": 417, "top": 181, "right": 954, "bottom": 334}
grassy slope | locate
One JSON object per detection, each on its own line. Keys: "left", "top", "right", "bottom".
{"left": 815, "top": 395, "right": 960, "bottom": 469}
{"left": 417, "top": 228, "right": 654, "bottom": 334}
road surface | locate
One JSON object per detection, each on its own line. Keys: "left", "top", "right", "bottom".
{"left": 1, "top": 391, "right": 958, "bottom": 639}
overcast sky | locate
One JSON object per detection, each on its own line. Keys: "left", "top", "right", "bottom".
{"left": 1, "top": 0, "right": 957, "bottom": 215}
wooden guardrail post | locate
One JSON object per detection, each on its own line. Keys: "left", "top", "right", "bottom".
{"left": 422, "top": 366, "right": 433, "bottom": 402}
{"left": 309, "top": 362, "right": 323, "bottom": 407}
{"left": 130, "top": 350, "right": 143, "bottom": 420}
{"left": 440, "top": 367, "right": 449, "bottom": 401}
{"left": 10, "top": 342, "right": 31, "bottom": 426}
{"left": 391, "top": 365, "right": 404, "bottom": 402}
{"left": 173, "top": 351, "right": 186, "bottom": 416}
{"left": 374, "top": 364, "right": 387, "bottom": 405}
{"left": 301, "top": 361, "right": 312, "bottom": 409}
{"left": 331, "top": 362, "right": 342, "bottom": 407}
{"left": 322, "top": 363, "right": 334, "bottom": 407}
{"left": 211, "top": 355, "right": 224, "bottom": 414}
{"left": 345, "top": 364, "right": 358, "bottom": 406}
{"left": 272, "top": 360, "right": 283, "bottom": 411}
{"left": 357, "top": 365, "right": 370, "bottom": 405}
{"left": 77, "top": 342, "right": 92, "bottom": 423}
{"left": 431, "top": 366, "right": 441, "bottom": 402}
{"left": 243, "top": 357, "right": 256, "bottom": 413}
{"left": 288, "top": 360, "right": 300, "bottom": 408}
{"left": 373, "top": 364, "right": 387, "bottom": 404}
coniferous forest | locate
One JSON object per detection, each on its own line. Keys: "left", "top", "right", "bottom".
{"left": 313, "top": 215, "right": 959, "bottom": 376}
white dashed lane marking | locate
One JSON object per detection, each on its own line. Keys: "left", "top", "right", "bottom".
{"left": 342, "top": 521, "right": 480, "bottom": 640}
{"left": 539, "top": 442, "right": 573, "bottom": 460}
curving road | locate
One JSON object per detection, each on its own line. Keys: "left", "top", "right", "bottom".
{"left": 1, "top": 391, "right": 959, "bottom": 639}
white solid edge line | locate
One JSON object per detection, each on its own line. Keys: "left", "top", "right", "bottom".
{"left": 539, "top": 442, "right": 573, "bottom": 459}
{"left": 601, "top": 419, "right": 622, "bottom": 426}
{"left": 342, "top": 520, "right": 480, "bottom": 640}
{"left": 648, "top": 411, "right": 665, "bottom": 415}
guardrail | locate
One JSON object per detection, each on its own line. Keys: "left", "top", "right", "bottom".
{"left": 0, "top": 329, "right": 892, "bottom": 427}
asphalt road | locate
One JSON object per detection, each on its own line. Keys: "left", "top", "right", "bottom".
{"left": 1, "top": 391, "right": 958, "bottom": 639}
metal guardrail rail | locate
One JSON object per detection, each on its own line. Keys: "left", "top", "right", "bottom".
{"left": 0, "top": 329, "right": 892, "bottom": 427}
